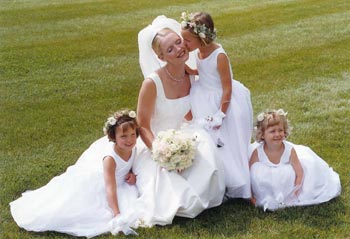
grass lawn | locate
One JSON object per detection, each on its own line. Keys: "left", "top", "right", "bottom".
{"left": 1, "top": 0, "right": 349, "bottom": 238}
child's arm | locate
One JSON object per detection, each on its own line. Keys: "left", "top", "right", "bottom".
{"left": 249, "top": 149, "right": 259, "bottom": 168}
{"left": 217, "top": 53, "right": 232, "bottom": 115}
{"left": 249, "top": 149, "right": 259, "bottom": 204}
{"left": 185, "top": 64, "right": 198, "bottom": 75}
{"left": 290, "top": 148, "right": 304, "bottom": 196}
{"left": 125, "top": 170, "right": 136, "bottom": 185}
{"left": 103, "top": 156, "right": 120, "bottom": 217}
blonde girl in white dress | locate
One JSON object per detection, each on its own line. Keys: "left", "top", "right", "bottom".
{"left": 249, "top": 109, "right": 341, "bottom": 211}
{"left": 10, "top": 110, "right": 140, "bottom": 237}
{"left": 180, "top": 12, "right": 253, "bottom": 198}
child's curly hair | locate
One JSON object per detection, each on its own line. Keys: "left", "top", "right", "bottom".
{"left": 254, "top": 109, "right": 291, "bottom": 143}
{"left": 103, "top": 110, "right": 139, "bottom": 142}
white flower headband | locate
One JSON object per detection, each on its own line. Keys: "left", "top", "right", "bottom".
{"left": 103, "top": 110, "right": 136, "bottom": 135}
{"left": 257, "top": 109, "right": 288, "bottom": 122}
{"left": 180, "top": 12, "right": 217, "bottom": 42}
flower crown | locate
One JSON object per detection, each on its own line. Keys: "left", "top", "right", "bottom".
{"left": 257, "top": 109, "right": 288, "bottom": 122}
{"left": 180, "top": 12, "right": 217, "bottom": 42}
{"left": 103, "top": 110, "right": 136, "bottom": 135}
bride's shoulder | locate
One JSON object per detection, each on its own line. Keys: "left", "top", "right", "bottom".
{"left": 140, "top": 74, "right": 158, "bottom": 96}
{"left": 144, "top": 71, "right": 161, "bottom": 82}
{"left": 141, "top": 77, "right": 156, "bottom": 91}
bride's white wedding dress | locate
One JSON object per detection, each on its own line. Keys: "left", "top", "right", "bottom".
{"left": 133, "top": 15, "right": 225, "bottom": 226}
{"left": 132, "top": 73, "right": 225, "bottom": 226}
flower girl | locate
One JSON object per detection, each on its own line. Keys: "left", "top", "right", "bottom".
{"left": 10, "top": 110, "right": 140, "bottom": 237}
{"left": 180, "top": 11, "right": 253, "bottom": 198}
{"left": 249, "top": 109, "right": 341, "bottom": 211}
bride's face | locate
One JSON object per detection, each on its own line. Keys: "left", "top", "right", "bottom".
{"left": 159, "top": 32, "right": 189, "bottom": 64}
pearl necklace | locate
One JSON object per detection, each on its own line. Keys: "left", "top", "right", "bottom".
{"left": 164, "top": 66, "right": 185, "bottom": 82}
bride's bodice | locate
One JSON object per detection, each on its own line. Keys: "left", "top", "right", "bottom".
{"left": 148, "top": 73, "right": 190, "bottom": 134}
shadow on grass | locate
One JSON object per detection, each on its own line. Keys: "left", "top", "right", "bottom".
{"left": 168, "top": 198, "right": 256, "bottom": 237}
{"left": 271, "top": 197, "right": 347, "bottom": 228}
{"left": 3, "top": 197, "right": 345, "bottom": 239}
{"left": 146, "top": 196, "right": 346, "bottom": 238}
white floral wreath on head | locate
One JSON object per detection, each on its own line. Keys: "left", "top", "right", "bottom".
{"left": 180, "top": 12, "right": 217, "bottom": 43}
{"left": 257, "top": 109, "right": 288, "bottom": 122}
{"left": 103, "top": 110, "right": 136, "bottom": 135}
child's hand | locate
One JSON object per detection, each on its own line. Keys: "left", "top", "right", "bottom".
{"left": 250, "top": 197, "right": 256, "bottom": 205}
{"left": 211, "top": 110, "right": 226, "bottom": 128}
{"left": 294, "top": 183, "right": 302, "bottom": 197}
{"left": 185, "top": 64, "right": 198, "bottom": 75}
{"left": 177, "top": 169, "right": 184, "bottom": 173}
{"left": 125, "top": 172, "right": 136, "bottom": 185}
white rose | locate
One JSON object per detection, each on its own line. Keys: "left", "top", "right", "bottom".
{"left": 257, "top": 113, "right": 265, "bottom": 122}
{"left": 128, "top": 111, "right": 136, "bottom": 118}
{"left": 277, "top": 109, "right": 287, "bottom": 116}
{"left": 107, "top": 116, "right": 117, "bottom": 125}
{"left": 199, "top": 32, "right": 206, "bottom": 39}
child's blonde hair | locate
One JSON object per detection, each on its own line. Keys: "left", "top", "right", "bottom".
{"left": 254, "top": 109, "right": 291, "bottom": 142}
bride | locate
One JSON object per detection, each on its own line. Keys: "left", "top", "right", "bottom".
{"left": 132, "top": 15, "right": 225, "bottom": 226}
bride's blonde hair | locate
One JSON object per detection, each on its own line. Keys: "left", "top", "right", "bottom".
{"left": 152, "top": 28, "right": 175, "bottom": 58}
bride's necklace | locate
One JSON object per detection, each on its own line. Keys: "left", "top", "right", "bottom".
{"left": 164, "top": 66, "right": 185, "bottom": 83}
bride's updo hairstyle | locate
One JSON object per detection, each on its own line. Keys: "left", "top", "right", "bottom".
{"left": 152, "top": 28, "right": 174, "bottom": 58}
{"left": 254, "top": 109, "right": 291, "bottom": 143}
{"left": 103, "top": 110, "right": 139, "bottom": 142}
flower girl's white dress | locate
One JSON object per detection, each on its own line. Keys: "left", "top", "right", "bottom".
{"left": 190, "top": 46, "right": 253, "bottom": 198}
{"left": 10, "top": 141, "right": 139, "bottom": 238}
{"left": 132, "top": 73, "right": 225, "bottom": 226}
{"left": 250, "top": 141, "right": 341, "bottom": 211}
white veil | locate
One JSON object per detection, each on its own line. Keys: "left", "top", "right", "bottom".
{"left": 138, "top": 15, "right": 196, "bottom": 78}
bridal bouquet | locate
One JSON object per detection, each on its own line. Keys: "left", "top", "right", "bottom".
{"left": 152, "top": 129, "right": 197, "bottom": 171}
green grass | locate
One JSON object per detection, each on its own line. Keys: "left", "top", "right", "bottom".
{"left": 1, "top": 0, "right": 349, "bottom": 238}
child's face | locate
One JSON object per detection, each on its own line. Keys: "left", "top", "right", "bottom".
{"left": 263, "top": 122, "right": 285, "bottom": 146}
{"left": 181, "top": 29, "right": 201, "bottom": 52}
{"left": 115, "top": 126, "right": 137, "bottom": 152}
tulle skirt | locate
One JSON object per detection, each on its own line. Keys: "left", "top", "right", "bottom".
{"left": 10, "top": 137, "right": 139, "bottom": 238}
{"left": 250, "top": 142, "right": 341, "bottom": 211}
{"left": 132, "top": 126, "right": 225, "bottom": 226}
{"left": 190, "top": 79, "right": 253, "bottom": 198}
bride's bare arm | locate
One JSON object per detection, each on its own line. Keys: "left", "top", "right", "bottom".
{"left": 137, "top": 78, "right": 156, "bottom": 149}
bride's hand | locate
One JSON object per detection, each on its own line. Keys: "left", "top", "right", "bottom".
{"left": 177, "top": 169, "right": 184, "bottom": 173}
{"left": 213, "top": 125, "right": 221, "bottom": 130}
